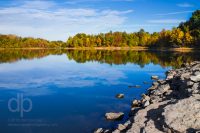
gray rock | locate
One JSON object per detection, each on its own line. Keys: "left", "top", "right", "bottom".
{"left": 194, "top": 71, "right": 200, "bottom": 76}
{"left": 112, "top": 129, "right": 120, "bottom": 133}
{"left": 117, "top": 124, "right": 126, "bottom": 131}
{"left": 191, "top": 83, "right": 200, "bottom": 94}
{"left": 186, "top": 81, "right": 194, "bottom": 87}
{"left": 105, "top": 112, "right": 124, "bottom": 120}
{"left": 116, "top": 94, "right": 124, "bottom": 99}
{"left": 180, "top": 72, "right": 191, "bottom": 80}
{"left": 151, "top": 76, "right": 159, "bottom": 80}
{"left": 163, "top": 95, "right": 200, "bottom": 132}
{"left": 148, "top": 85, "right": 157, "bottom": 91}
{"left": 190, "top": 74, "right": 200, "bottom": 82}
{"left": 152, "top": 84, "right": 170, "bottom": 96}
{"left": 94, "top": 128, "right": 103, "bottom": 133}
{"left": 152, "top": 82, "right": 159, "bottom": 86}
{"left": 157, "top": 80, "right": 166, "bottom": 84}
{"left": 142, "top": 94, "right": 150, "bottom": 101}
{"left": 132, "top": 100, "right": 140, "bottom": 107}
{"left": 143, "top": 100, "right": 150, "bottom": 107}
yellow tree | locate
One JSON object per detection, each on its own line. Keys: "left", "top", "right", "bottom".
{"left": 184, "top": 31, "right": 193, "bottom": 46}
{"left": 170, "top": 28, "right": 184, "bottom": 46}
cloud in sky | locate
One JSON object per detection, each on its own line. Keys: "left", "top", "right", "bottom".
{"left": 177, "top": 3, "right": 194, "bottom": 8}
{"left": 0, "top": 0, "right": 197, "bottom": 41}
{"left": 148, "top": 19, "right": 185, "bottom": 24}
{"left": 155, "top": 10, "right": 194, "bottom": 16}
{"left": 0, "top": 0, "right": 133, "bottom": 41}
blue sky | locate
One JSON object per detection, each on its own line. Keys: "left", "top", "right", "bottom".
{"left": 0, "top": 0, "right": 199, "bottom": 41}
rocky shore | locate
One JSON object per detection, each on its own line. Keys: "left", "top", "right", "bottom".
{"left": 95, "top": 61, "right": 200, "bottom": 133}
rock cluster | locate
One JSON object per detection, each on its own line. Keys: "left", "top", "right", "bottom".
{"left": 95, "top": 61, "right": 200, "bottom": 133}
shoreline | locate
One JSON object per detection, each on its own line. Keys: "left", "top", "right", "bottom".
{"left": 0, "top": 47, "right": 199, "bottom": 52}
{"left": 95, "top": 61, "right": 200, "bottom": 133}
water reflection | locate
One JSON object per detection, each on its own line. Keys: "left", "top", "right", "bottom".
{"left": 0, "top": 49, "right": 200, "bottom": 68}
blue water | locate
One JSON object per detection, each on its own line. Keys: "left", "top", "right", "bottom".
{"left": 0, "top": 53, "right": 170, "bottom": 133}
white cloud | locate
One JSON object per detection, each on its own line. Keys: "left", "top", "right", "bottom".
{"left": 177, "top": 3, "right": 194, "bottom": 8}
{"left": 0, "top": 0, "right": 133, "bottom": 41}
{"left": 155, "top": 10, "right": 194, "bottom": 16}
{"left": 148, "top": 19, "right": 185, "bottom": 24}
{"left": 65, "top": 0, "right": 134, "bottom": 4}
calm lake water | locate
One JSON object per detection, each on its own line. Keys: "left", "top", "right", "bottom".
{"left": 0, "top": 49, "right": 200, "bottom": 133}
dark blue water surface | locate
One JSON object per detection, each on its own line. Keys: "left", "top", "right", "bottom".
{"left": 0, "top": 50, "right": 180, "bottom": 133}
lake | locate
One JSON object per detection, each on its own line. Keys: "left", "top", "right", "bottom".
{"left": 0, "top": 49, "right": 200, "bottom": 133}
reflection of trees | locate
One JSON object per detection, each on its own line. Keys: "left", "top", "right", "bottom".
{"left": 0, "top": 49, "right": 200, "bottom": 68}
{"left": 0, "top": 49, "right": 63, "bottom": 63}
{"left": 66, "top": 50, "right": 200, "bottom": 68}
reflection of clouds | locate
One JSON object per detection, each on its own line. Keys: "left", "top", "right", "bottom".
{"left": 0, "top": 55, "right": 128, "bottom": 96}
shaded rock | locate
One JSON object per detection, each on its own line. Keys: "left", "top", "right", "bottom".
{"left": 151, "top": 75, "right": 159, "bottom": 80}
{"left": 105, "top": 112, "right": 124, "bottom": 120}
{"left": 116, "top": 94, "right": 124, "bottom": 99}
{"left": 129, "top": 107, "right": 140, "bottom": 116}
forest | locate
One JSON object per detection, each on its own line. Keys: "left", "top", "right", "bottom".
{"left": 0, "top": 10, "right": 199, "bottom": 48}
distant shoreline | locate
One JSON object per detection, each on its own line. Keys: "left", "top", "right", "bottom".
{"left": 0, "top": 47, "right": 199, "bottom": 52}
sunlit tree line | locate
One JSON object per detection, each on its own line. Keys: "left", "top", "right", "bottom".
{"left": 0, "top": 35, "right": 66, "bottom": 48}
{"left": 66, "top": 10, "right": 200, "bottom": 48}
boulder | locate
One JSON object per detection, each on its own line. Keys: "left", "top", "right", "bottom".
{"left": 105, "top": 112, "right": 124, "bottom": 120}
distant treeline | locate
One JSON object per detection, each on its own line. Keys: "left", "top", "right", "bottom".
{"left": 0, "top": 10, "right": 199, "bottom": 48}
